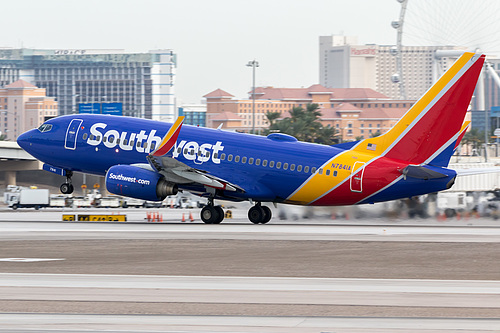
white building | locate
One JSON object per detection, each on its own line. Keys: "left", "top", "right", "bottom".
{"left": 319, "top": 35, "right": 463, "bottom": 100}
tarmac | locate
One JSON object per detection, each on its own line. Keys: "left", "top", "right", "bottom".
{"left": 0, "top": 207, "right": 499, "bottom": 332}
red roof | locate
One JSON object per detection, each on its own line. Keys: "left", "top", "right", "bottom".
{"left": 203, "top": 89, "right": 234, "bottom": 99}
{"left": 5, "top": 79, "right": 37, "bottom": 89}
{"left": 251, "top": 85, "right": 388, "bottom": 101}
{"left": 331, "top": 88, "right": 388, "bottom": 100}
{"left": 336, "top": 103, "right": 361, "bottom": 112}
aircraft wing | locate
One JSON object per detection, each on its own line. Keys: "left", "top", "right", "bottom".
{"left": 144, "top": 117, "right": 245, "bottom": 192}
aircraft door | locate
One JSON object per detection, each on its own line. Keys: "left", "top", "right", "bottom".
{"left": 350, "top": 161, "right": 366, "bottom": 192}
{"left": 64, "top": 119, "right": 83, "bottom": 150}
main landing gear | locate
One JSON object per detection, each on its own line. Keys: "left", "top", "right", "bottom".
{"left": 60, "top": 170, "right": 74, "bottom": 195}
{"left": 200, "top": 199, "right": 272, "bottom": 224}
{"left": 248, "top": 202, "right": 272, "bottom": 224}
{"left": 200, "top": 198, "right": 224, "bottom": 224}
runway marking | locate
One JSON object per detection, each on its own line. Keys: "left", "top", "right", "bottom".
{"left": 0, "top": 258, "right": 65, "bottom": 262}
{"left": 0, "top": 273, "right": 499, "bottom": 293}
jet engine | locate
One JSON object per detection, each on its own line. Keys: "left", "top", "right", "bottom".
{"left": 105, "top": 165, "right": 178, "bottom": 201}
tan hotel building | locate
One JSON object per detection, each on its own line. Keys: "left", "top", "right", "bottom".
{"left": 0, "top": 80, "right": 58, "bottom": 140}
{"left": 204, "top": 84, "right": 417, "bottom": 141}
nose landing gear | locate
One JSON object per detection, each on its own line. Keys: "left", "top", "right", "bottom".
{"left": 60, "top": 170, "right": 74, "bottom": 194}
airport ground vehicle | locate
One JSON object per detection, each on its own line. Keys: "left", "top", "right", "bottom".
{"left": 4, "top": 187, "right": 50, "bottom": 210}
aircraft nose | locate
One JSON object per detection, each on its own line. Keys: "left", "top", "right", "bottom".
{"left": 17, "top": 130, "right": 35, "bottom": 152}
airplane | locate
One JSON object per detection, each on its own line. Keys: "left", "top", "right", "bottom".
{"left": 17, "top": 52, "right": 485, "bottom": 224}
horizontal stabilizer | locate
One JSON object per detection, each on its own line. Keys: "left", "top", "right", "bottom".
{"left": 400, "top": 165, "right": 448, "bottom": 180}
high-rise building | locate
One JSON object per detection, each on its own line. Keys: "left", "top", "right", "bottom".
{"left": 319, "top": 35, "right": 464, "bottom": 100}
{"left": 0, "top": 48, "right": 176, "bottom": 122}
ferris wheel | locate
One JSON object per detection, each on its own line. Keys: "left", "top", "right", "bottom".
{"left": 392, "top": 0, "right": 500, "bottom": 99}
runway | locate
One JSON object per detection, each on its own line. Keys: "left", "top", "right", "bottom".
{"left": 0, "top": 211, "right": 499, "bottom": 332}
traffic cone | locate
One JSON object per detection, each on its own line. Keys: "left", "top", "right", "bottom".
{"left": 189, "top": 212, "right": 194, "bottom": 222}
{"left": 182, "top": 213, "right": 186, "bottom": 222}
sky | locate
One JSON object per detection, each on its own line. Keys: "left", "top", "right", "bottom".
{"left": 1, "top": 0, "right": 401, "bottom": 104}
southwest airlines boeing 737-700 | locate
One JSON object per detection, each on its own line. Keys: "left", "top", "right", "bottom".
{"left": 17, "top": 52, "right": 485, "bottom": 224}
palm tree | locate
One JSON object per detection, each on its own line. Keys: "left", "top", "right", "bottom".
{"left": 265, "top": 111, "right": 281, "bottom": 127}
{"left": 266, "top": 103, "right": 337, "bottom": 145}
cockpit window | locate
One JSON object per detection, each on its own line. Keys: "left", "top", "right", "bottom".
{"left": 38, "top": 124, "right": 53, "bottom": 133}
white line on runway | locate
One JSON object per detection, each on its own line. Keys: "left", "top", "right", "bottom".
{"left": 1, "top": 221, "right": 500, "bottom": 242}
{"left": 0, "top": 273, "right": 499, "bottom": 308}
{"left": 1, "top": 313, "right": 500, "bottom": 333}
{"left": 0, "top": 273, "right": 499, "bottom": 293}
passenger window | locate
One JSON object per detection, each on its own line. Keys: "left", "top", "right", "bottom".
{"left": 103, "top": 136, "right": 108, "bottom": 143}
{"left": 205, "top": 152, "right": 210, "bottom": 157}
{"left": 116, "top": 138, "right": 120, "bottom": 144}
{"left": 137, "top": 141, "right": 142, "bottom": 148}
{"left": 90, "top": 135, "right": 95, "bottom": 140}
{"left": 241, "top": 156, "right": 247, "bottom": 163}
{"left": 283, "top": 163, "right": 288, "bottom": 170}
{"left": 333, "top": 170, "right": 338, "bottom": 177}
{"left": 82, "top": 133, "right": 88, "bottom": 140}
{"left": 130, "top": 140, "right": 134, "bottom": 146}
{"left": 151, "top": 143, "right": 155, "bottom": 150}
{"left": 297, "top": 165, "right": 302, "bottom": 172}
{"left": 256, "top": 159, "right": 261, "bottom": 166}
{"left": 276, "top": 162, "right": 281, "bottom": 169}
{"left": 143, "top": 142, "right": 148, "bottom": 149}
{"left": 326, "top": 169, "right": 331, "bottom": 176}
{"left": 220, "top": 153, "right": 226, "bottom": 160}
{"left": 262, "top": 160, "right": 268, "bottom": 167}
{"left": 290, "top": 164, "right": 295, "bottom": 171}
{"left": 228, "top": 154, "right": 233, "bottom": 162}
{"left": 319, "top": 168, "right": 323, "bottom": 175}
{"left": 311, "top": 167, "right": 317, "bottom": 173}
{"left": 269, "top": 161, "right": 275, "bottom": 168}
{"left": 249, "top": 157, "right": 254, "bottom": 164}
{"left": 304, "top": 166, "right": 309, "bottom": 173}
{"left": 123, "top": 139, "right": 128, "bottom": 145}
{"left": 235, "top": 155, "right": 240, "bottom": 163}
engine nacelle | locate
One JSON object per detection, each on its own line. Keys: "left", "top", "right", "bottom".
{"left": 105, "top": 165, "right": 178, "bottom": 201}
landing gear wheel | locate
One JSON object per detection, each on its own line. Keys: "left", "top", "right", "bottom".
{"left": 261, "top": 206, "right": 272, "bottom": 224}
{"left": 60, "top": 183, "right": 74, "bottom": 194}
{"left": 60, "top": 170, "right": 74, "bottom": 195}
{"left": 248, "top": 205, "right": 265, "bottom": 224}
{"left": 201, "top": 205, "right": 220, "bottom": 224}
{"left": 214, "top": 206, "right": 224, "bottom": 224}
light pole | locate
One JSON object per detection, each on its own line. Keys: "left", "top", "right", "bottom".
{"left": 246, "top": 60, "right": 259, "bottom": 133}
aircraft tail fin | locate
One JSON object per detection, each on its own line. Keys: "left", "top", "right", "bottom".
{"left": 352, "top": 52, "right": 485, "bottom": 167}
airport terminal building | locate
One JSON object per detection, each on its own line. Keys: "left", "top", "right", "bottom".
{"left": 0, "top": 48, "right": 176, "bottom": 122}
